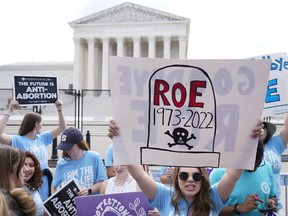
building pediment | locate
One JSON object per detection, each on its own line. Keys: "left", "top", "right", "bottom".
{"left": 69, "top": 2, "right": 189, "bottom": 26}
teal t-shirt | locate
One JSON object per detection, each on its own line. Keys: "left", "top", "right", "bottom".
{"left": 209, "top": 162, "right": 278, "bottom": 216}
{"left": 53, "top": 150, "right": 107, "bottom": 194}
{"left": 264, "top": 133, "right": 286, "bottom": 208}
{"left": 149, "top": 182, "right": 225, "bottom": 215}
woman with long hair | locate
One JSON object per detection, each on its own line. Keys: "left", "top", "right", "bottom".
{"left": 108, "top": 120, "right": 263, "bottom": 215}
{"left": 24, "top": 151, "right": 45, "bottom": 216}
{"left": 0, "top": 98, "right": 67, "bottom": 201}
{"left": 0, "top": 145, "right": 26, "bottom": 191}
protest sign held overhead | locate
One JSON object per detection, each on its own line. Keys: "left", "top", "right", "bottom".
{"left": 13, "top": 75, "right": 58, "bottom": 105}
{"left": 110, "top": 56, "right": 270, "bottom": 170}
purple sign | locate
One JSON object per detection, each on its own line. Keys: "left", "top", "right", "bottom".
{"left": 76, "top": 191, "right": 154, "bottom": 216}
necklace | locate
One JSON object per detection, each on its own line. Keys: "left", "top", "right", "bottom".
{"left": 111, "top": 175, "right": 132, "bottom": 193}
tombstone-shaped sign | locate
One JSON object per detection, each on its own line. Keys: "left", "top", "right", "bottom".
{"left": 141, "top": 65, "right": 220, "bottom": 167}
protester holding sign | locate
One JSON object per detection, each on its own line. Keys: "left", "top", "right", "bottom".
{"left": 108, "top": 120, "right": 263, "bottom": 215}
{"left": 52, "top": 127, "right": 107, "bottom": 196}
{"left": 260, "top": 116, "right": 288, "bottom": 210}
{"left": 0, "top": 98, "right": 67, "bottom": 201}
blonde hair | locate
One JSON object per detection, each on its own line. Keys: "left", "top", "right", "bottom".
{"left": 0, "top": 190, "right": 10, "bottom": 216}
{"left": 0, "top": 145, "right": 25, "bottom": 191}
{"left": 10, "top": 187, "right": 37, "bottom": 216}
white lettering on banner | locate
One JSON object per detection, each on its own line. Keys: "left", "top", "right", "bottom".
{"left": 26, "top": 86, "right": 47, "bottom": 92}
{"left": 65, "top": 166, "right": 94, "bottom": 189}
{"left": 29, "top": 81, "right": 49, "bottom": 86}
{"left": 16, "top": 92, "right": 57, "bottom": 100}
{"left": 95, "top": 198, "right": 131, "bottom": 216}
{"left": 17, "top": 82, "right": 28, "bottom": 86}
{"left": 50, "top": 197, "right": 77, "bottom": 216}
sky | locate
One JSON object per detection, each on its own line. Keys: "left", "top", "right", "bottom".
{"left": 0, "top": 0, "right": 287, "bottom": 66}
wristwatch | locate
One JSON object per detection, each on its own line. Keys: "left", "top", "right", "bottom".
{"left": 88, "top": 188, "right": 92, "bottom": 194}
{"left": 233, "top": 203, "right": 241, "bottom": 215}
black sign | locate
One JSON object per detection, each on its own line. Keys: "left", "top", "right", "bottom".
{"left": 43, "top": 180, "right": 80, "bottom": 216}
{"left": 13, "top": 75, "right": 58, "bottom": 105}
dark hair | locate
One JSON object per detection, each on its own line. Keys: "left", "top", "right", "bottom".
{"left": 248, "top": 141, "right": 264, "bottom": 172}
{"left": 264, "top": 131, "right": 272, "bottom": 144}
{"left": 172, "top": 167, "right": 215, "bottom": 216}
{"left": 18, "top": 113, "right": 42, "bottom": 135}
{"left": 24, "top": 151, "right": 43, "bottom": 190}
{"left": 62, "top": 140, "right": 90, "bottom": 159}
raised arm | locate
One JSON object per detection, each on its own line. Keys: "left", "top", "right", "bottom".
{"left": 0, "top": 99, "right": 18, "bottom": 144}
{"left": 280, "top": 114, "right": 288, "bottom": 146}
{"left": 217, "top": 169, "right": 243, "bottom": 201}
{"left": 51, "top": 99, "right": 67, "bottom": 139}
{"left": 108, "top": 120, "right": 158, "bottom": 200}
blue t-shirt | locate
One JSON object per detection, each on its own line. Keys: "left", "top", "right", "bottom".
{"left": 28, "top": 188, "right": 44, "bottom": 216}
{"left": 53, "top": 150, "right": 107, "bottom": 194}
{"left": 149, "top": 182, "right": 225, "bottom": 215}
{"left": 105, "top": 143, "right": 113, "bottom": 167}
{"left": 209, "top": 162, "right": 278, "bottom": 216}
{"left": 264, "top": 133, "right": 286, "bottom": 208}
{"left": 11, "top": 131, "right": 52, "bottom": 201}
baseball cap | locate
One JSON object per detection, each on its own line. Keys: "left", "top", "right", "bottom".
{"left": 263, "top": 121, "right": 276, "bottom": 137}
{"left": 57, "top": 127, "right": 83, "bottom": 151}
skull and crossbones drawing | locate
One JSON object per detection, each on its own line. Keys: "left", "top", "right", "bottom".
{"left": 165, "top": 127, "right": 196, "bottom": 150}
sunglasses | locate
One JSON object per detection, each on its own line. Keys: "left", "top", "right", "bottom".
{"left": 178, "top": 172, "right": 203, "bottom": 181}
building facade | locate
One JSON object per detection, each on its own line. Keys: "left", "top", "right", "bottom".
{"left": 69, "top": 2, "right": 190, "bottom": 90}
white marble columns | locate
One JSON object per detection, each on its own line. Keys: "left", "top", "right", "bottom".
{"left": 163, "top": 36, "right": 171, "bottom": 59}
{"left": 148, "top": 36, "right": 156, "bottom": 58}
{"left": 102, "top": 37, "right": 109, "bottom": 90}
{"left": 73, "top": 35, "right": 187, "bottom": 90}
{"left": 87, "top": 38, "right": 95, "bottom": 89}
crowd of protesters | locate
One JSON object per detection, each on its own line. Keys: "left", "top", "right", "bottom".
{"left": 0, "top": 97, "right": 287, "bottom": 216}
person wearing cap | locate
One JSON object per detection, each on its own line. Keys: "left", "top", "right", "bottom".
{"left": 260, "top": 116, "right": 288, "bottom": 210}
{"left": 51, "top": 127, "right": 107, "bottom": 196}
{"left": 0, "top": 98, "right": 66, "bottom": 201}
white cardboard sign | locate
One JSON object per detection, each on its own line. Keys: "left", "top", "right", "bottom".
{"left": 110, "top": 57, "right": 270, "bottom": 169}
